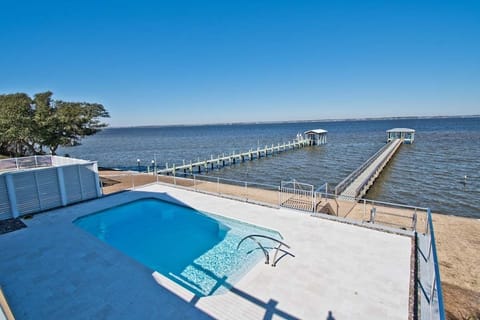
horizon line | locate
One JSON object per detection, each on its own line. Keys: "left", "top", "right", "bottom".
{"left": 107, "top": 114, "right": 480, "bottom": 129}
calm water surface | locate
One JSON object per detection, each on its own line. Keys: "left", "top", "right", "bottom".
{"left": 60, "top": 117, "right": 480, "bottom": 218}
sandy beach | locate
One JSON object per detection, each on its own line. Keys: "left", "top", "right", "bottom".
{"left": 99, "top": 171, "right": 480, "bottom": 319}
{"left": 432, "top": 214, "right": 480, "bottom": 319}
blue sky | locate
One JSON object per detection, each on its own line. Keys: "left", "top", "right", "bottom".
{"left": 1, "top": 0, "right": 479, "bottom": 126}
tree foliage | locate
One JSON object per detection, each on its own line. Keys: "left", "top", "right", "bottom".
{"left": 0, "top": 92, "right": 109, "bottom": 156}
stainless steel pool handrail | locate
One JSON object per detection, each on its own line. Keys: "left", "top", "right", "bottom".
{"left": 237, "top": 234, "right": 294, "bottom": 267}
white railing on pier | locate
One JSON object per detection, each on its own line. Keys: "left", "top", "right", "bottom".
{"left": 158, "top": 137, "right": 313, "bottom": 175}
{"left": 336, "top": 139, "right": 402, "bottom": 198}
{"left": 334, "top": 142, "right": 392, "bottom": 195}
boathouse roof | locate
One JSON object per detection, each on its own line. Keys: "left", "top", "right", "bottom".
{"left": 386, "top": 128, "right": 415, "bottom": 133}
{"left": 304, "top": 129, "right": 328, "bottom": 134}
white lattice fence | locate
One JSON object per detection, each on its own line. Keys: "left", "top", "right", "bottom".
{"left": 0, "top": 161, "right": 101, "bottom": 220}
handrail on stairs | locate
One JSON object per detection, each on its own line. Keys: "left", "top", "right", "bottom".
{"left": 237, "top": 234, "right": 294, "bottom": 267}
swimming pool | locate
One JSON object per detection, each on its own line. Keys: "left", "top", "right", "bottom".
{"left": 74, "top": 198, "right": 281, "bottom": 296}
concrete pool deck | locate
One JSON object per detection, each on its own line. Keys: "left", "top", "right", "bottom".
{"left": 0, "top": 184, "right": 412, "bottom": 319}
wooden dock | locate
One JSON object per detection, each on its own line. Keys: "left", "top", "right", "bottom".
{"left": 335, "top": 138, "right": 403, "bottom": 199}
{"left": 158, "top": 137, "right": 314, "bottom": 175}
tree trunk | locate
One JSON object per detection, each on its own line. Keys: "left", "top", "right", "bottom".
{"left": 50, "top": 145, "right": 58, "bottom": 155}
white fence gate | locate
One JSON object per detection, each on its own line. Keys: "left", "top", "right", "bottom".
{"left": 280, "top": 180, "right": 315, "bottom": 212}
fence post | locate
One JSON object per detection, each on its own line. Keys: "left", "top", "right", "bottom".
{"left": 430, "top": 270, "right": 437, "bottom": 315}
{"left": 370, "top": 207, "right": 376, "bottom": 224}
{"left": 412, "top": 212, "right": 417, "bottom": 231}
{"left": 56, "top": 167, "right": 68, "bottom": 205}
{"left": 193, "top": 174, "right": 196, "bottom": 191}
{"left": 5, "top": 174, "right": 19, "bottom": 218}
{"left": 245, "top": 182, "right": 248, "bottom": 201}
{"left": 131, "top": 173, "right": 135, "bottom": 189}
{"left": 425, "top": 213, "right": 430, "bottom": 234}
{"left": 363, "top": 199, "right": 366, "bottom": 222}
{"left": 217, "top": 177, "right": 220, "bottom": 195}
{"left": 278, "top": 186, "right": 281, "bottom": 207}
{"left": 427, "top": 233, "right": 433, "bottom": 260}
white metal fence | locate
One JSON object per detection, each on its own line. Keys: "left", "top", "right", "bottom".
{"left": 99, "top": 172, "right": 428, "bottom": 233}
{"left": 280, "top": 180, "right": 314, "bottom": 212}
{"left": 0, "top": 155, "right": 52, "bottom": 172}
{"left": 418, "top": 209, "right": 446, "bottom": 320}
{"left": 0, "top": 155, "right": 90, "bottom": 173}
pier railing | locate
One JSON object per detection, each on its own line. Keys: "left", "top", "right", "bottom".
{"left": 334, "top": 142, "right": 392, "bottom": 195}
{"left": 157, "top": 137, "right": 313, "bottom": 176}
{"left": 353, "top": 139, "right": 403, "bottom": 198}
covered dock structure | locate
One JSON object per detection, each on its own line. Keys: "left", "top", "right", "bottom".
{"left": 387, "top": 128, "right": 415, "bottom": 144}
{"left": 304, "top": 129, "right": 328, "bottom": 145}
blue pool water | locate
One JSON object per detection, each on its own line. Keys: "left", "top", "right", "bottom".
{"left": 74, "top": 198, "right": 281, "bottom": 296}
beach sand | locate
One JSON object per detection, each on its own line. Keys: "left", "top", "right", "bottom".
{"left": 432, "top": 214, "right": 480, "bottom": 320}
{"left": 99, "top": 171, "right": 480, "bottom": 319}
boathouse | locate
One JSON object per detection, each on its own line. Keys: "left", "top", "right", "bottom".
{"left": 386, "top": 128, "right": 415, "bottom": 144}
{"left": 304, "top": 129, "right": 328, "bottom": 145}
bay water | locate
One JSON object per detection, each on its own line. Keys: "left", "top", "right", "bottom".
{"left": 59, "top": 117, "right": 480, "bottom": 218}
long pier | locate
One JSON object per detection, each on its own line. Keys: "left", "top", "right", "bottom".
{"left": 158, "top": 137, "right": 315, "bottom": 175}
{"left": 334, "top": 138, "right": 403, "bottom": 199}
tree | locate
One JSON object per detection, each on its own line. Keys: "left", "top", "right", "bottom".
{"left": 0, "top": 93, "right": 35, "bottom": 157}
{"left": 44, "top": 101, "right": 110, "bottom": 155}
{"left": 0, "top": 91, "right": 110, "bottom": 156}
{"left": 32, "top": 91, "right": 56, "bottom": 154}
